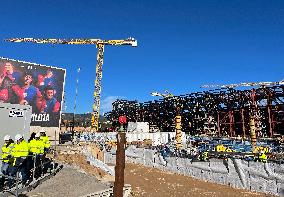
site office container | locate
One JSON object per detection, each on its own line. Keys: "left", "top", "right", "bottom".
{"left": 0, "top": 103, "right": 32, "bottom": 149}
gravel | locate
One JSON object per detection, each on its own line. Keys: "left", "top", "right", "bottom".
{"left": 25, "top": 166, "right": 110, "bottom": 197}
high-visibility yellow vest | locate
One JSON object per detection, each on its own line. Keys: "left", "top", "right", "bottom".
{"left": 29, "top": 139, "right": 44, "bottom": 154}
{"left": 1, "top": 143, "right": 14, "bottom": 163}
{"left": 259, "top": 153, "right": 267, "bottom": 162}
{"left": 203, "top": 152, "right": 208, "bottom": 157}
{"left": 201, "top": 151, "right": 209, "bottom": 160}
{"left": 40, "top": 136, "right": 51, "bottom": 149}
{"left": 11, "top": 140, "right": 29, "bottom": 158}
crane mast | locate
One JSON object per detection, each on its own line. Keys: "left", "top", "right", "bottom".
{"left": 5, "top": 37, "right": 137, "bottom": 132}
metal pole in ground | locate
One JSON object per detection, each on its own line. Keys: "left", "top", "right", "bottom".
{"left": 33, "top": 154, "right": 36, "bottom": 180}
{"left": 15, "top": 171, "right": 19, "bottom": 197}
{"left": 73, "top": 67, "right": 81, "bottom": 138}
{"left": 113, "top": 124, "right": 126, "bottom": 197}
{"left": 55, "top": 130, "right": 57, "bottom": 153}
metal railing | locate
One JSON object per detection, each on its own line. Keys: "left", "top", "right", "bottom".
{"left": 0, "top": 151, "right": 62, "bottom": 197}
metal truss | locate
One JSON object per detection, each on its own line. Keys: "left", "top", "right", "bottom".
{"left": 106, "top": 85, "right": 284, "bottom": 137}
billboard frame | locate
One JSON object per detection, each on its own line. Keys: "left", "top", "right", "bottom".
{"left": 0, "top": 56, "right": 66, "bottom": 128}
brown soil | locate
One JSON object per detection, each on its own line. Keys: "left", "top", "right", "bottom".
{"left": 53, "top": 146, "right": 274, "bottom": 197}
{"left": 124, "top": 163, "right": 274, "bottom": 197}
{"left": 55, "top": 153, "right": 108, "bottom": 179}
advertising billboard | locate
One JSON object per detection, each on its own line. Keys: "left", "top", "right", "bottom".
{"left": 0, "top": 57, "right": 66, "bottom": 127}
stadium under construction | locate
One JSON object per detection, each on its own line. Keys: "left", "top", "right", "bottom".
{"left": 107, "top": 84, "right": 284, "bottom": 139}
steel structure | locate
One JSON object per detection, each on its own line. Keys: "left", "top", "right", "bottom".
{"left": 106, "top": 85, "right": 284, "bottom": 138}
{"left": 151, "top": 91, "right": 182, "bottom": 149}
{"left": 5, "top": 37, "right": 137, "bottom": 131}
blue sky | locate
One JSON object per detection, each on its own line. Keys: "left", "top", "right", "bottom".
{"left": 0, "top": 0, "right": 284, "bottom": 114}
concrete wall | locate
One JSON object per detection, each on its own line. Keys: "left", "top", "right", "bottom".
{"left": 127, "top": 122, "right": 149, "bottom": 133}
{"left": 104, "top": 146, "right": 284, "bottom": 196}
{"left": 0, "top": 103, "right": 32, "bottom": 147}
{"left": 126, "top": 132, "right": 186, "bottom": 146}
{"left": 88, "top": 132, "right": 186, "bottom": 147}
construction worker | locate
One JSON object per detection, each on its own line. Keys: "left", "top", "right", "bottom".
{"left": 40, "top": 129, "right": 51, "bottom": 174}
{"left": 200, "top": 151, "right": 209, "bottom": 161}
{"left": 40, "top": 129, "right": 51, "bottom": 153}
{"left": 10, "top": 134, "right": 29, "bottom": 186}
{"left": 1, "top": 135, "right": 14, "bottom": 174}
{"left": 29, "top": 133, "right": 44, "bottom": 179}
{"left": 0, "top": 135, "right": 14, "bottom": 189}
{"left": 258, "top": 151, "right": 267, "bottom": 163}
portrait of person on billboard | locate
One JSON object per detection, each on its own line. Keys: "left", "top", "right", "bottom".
{"left": 0, "top": 58, "right": 66, "bottom": 127}
{"left": 0, "top": 62, "right": 23, "bottom": 103}
{"left": 12, "top": 72, "right": 42, "bottom": 106}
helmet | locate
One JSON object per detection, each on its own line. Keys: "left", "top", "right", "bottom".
{"left": 15, "top": 134, "right": 22, "bottom": 141}
{"left": 35, "top": 133, "right": 40, "bottom": 138}
{"left": 40, "top": 129, "right": 46, "bottom": 133}
{"left": 4, "top": 135, "right": 11, "bottom": 141}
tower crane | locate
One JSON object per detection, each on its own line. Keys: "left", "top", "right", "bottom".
{"left": 5, "top": 37, "right": 137, "bottom": 132}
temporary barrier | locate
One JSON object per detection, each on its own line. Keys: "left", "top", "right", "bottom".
{"left": 104, "top": 146, "right": 284, "bottom": 196}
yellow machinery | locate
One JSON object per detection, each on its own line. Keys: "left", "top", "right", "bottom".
{"left": 216, "top": 144, "right": 226, "bottom": 152}
{"left": 253, "top": 146, "right": 269, "bottom": 154}
{"left": 5, "top": 37, "right": 137, "bottom": 131}
{"left": 105, "top": 140, "right": 117, "bottom": 147}
{"left": 216, "top": 144, "right": 234, "bottom": 153}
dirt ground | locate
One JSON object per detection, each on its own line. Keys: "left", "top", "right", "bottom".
{"left": 124, "top": 163, "right": 273, "bottom": 197}
{"left": 35, "top": 146, "right": 274, "bottom": 197}
{"left": 55, "top": 152, "right": 114, "bottom": 182}
{"left": 25, "top": 153, "right": 113, "bottom": 197}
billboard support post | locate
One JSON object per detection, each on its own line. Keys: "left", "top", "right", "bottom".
{"left": 73, "top": 67, "right": 81, "bottom": 138}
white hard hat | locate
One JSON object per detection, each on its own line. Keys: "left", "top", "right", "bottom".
{"left": 35, "top": 133, "right": 40, "bottom": 138}
{"left": 4, "top": 135, "right": 11, "bottom": 141}
{"left": 15, "top": 134, "right": 23, "bottom": 141}
{"left": 40, "top": 129, "right": 46, "bottom": 133}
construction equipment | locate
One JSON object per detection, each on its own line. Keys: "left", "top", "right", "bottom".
{"left": 5, "top": 37, "right": 137, "bottom": 132}
{"left": 216, "top": 144, "right": 227, "bottom": 152}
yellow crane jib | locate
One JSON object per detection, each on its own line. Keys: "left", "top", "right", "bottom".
{"left": 5, "top": 37, "right": 138, "bottom": 132}
{"left": 5, "top": 38, "right": 138, "bottom": 47}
